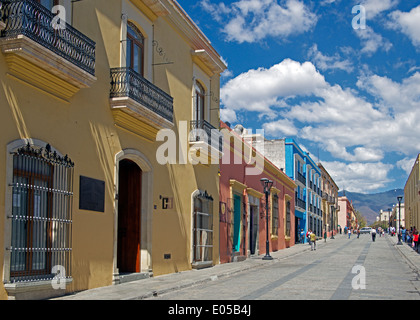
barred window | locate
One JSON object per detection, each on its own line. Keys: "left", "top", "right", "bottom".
{"left": 193, "top": 191, "right": 213, "bottom": 264}
{"left": 285, "top": 200, "right": 291, "bottom": 237}
{"left": 272, "top": 194, "right": 279, "bottom": 235}
{"left": 8, "top": 143, "right": 74, "bottom": 283}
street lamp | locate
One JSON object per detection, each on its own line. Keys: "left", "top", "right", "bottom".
{"left": 261, "top": 178, "right": 274, "bottom": 260}
{"left": 397, "top": 196, "right": 403, "bottom": 245}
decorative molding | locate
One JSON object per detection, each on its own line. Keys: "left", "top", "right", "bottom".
{"left": 141, "top": 0, "right": 170, "bottom": 16}
{"left": 111, "top": 103, "right": 172, "bottom": 142}
{"left": 230, "top": 179, "right": 247, "bottom": 192}
{"left": 246, "top": 188, "right": 264, "bottom": 199}
{"left": 0, "top": 35, "right": 96, "bottom": 101}
{"left": 192, "top": 49, "right": 225, "bottom": 76}
{"left": 162, "top": 0, "right": 227, "bottom": 74}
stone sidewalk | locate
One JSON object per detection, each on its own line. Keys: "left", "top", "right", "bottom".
{"left": 53, "top": 233, "right": 420, "bottom": 300}
{"left": 54, "top": 238, "right": 324, "bottom": 300}
{"left": 386, "top": 234, "right": 420, "bottom": 273}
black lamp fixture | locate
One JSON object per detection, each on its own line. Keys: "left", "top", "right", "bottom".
{"left": 397, "top": 196, "right": 403, "bottom": 245}
{"left": 261, "top": 178, "right": 274, "bottom": 260}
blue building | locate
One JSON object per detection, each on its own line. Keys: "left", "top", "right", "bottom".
{"left": 284, "top": 139, "right": 322, "bottom": 242}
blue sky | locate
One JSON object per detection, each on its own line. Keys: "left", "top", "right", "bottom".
{"left": 177, "top": 0, "right": 420, "bottom": 194}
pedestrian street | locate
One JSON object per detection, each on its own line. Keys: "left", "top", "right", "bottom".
{"left": 148, "top": 233, "right": 420, "bottom": 300}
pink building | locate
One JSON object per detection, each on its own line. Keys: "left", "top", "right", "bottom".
{"left": 219, "top": 122, "right": 297, "bottom": 263}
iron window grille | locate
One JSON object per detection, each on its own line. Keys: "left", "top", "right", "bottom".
{"left": 7, "top": 143, "right": 74, "bottom": 283}
{"left": 272, "top": 194, "right": 279, "bottom": 236}
{"left": 285, "top": 200, "right": 291, "bottom": 237}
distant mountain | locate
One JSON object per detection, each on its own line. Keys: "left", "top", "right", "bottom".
{"left": 338, "top": 189, "right": 404, "bottom": 225}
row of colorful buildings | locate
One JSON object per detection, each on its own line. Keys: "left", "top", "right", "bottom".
{"left": 0, "top": 0, "right": 341, "bottom": 300}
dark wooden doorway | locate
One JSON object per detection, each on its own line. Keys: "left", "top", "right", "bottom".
{"left": 117, "top": 159, "right": 142, "bottom": 273}
{"left": 249, "top": 205, "right": 258, "bottom": 255}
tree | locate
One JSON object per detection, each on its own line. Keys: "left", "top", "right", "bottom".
{"left": 354, "top": 210, "right": 367, "bottom": 228}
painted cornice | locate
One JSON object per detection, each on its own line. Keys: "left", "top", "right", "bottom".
{"left": 161, "top": 0, "right": 227, "bottom": 75}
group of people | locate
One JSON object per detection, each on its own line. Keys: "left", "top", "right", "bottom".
{"left": 306, "top": 229, "right": 317, "bottom": 251}
{"left": 298, "top": 225, "right": 420, "bottom": 254}
{"left": 400, "top": 227, "right": 419, "bottom": 253}
{"left": 298, "top": 229, "right": 317, "bottom": 250}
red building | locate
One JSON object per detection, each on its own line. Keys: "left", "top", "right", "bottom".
{"left": 219, "top": 122, "right": 297, "bottom": 263}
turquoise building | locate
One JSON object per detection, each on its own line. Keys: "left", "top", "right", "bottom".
{"left": 285, "top": 139, "right": 322, "bottom": 242}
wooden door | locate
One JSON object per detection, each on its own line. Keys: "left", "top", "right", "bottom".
{"left": 117, "top": 160, "right": 142, "bottom": 273}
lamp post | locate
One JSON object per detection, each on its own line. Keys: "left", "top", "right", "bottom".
{"left": 397, "top": 196, "right": 403, "bottom": 245}
{"left": 261, "top": 178, "right": 273, "bottom": 260}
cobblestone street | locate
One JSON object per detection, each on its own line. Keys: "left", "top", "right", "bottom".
{"left": 148, "top": 234, "right": 420, "bottom": 300}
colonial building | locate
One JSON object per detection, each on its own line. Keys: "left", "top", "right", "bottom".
{"left": 219, "top": 123, "right": 296, "bottom": 263}
{"left": 377, "top": 209, "right": 392, "bottom": 224}
{"left": 389, "top": 202, "right": 405, "bottom": 231}
{"left": 337, "top": 195, "right": 357, "bottom": 230}
{"left": 404, "top": 154, "right": 420, "bottom": 231}
{"left": 318, "top": 163, "right": 339, "bottom": 238}
{"left": 0, "top": 0, "right": 226, "bottom": 300}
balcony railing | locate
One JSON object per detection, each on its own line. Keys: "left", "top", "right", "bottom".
{"left": 110, "top": 67, "right": 174, "bottom": 123}
{"left": 0, "top": 0, "right": 96, "bottom": 75}
{"left": 190, "top": 120, "right": 223, "bottom": 153}
{"left": 297, "top": 172, "right": 306, "bottom": 185}
{"left": 295, "top": 197, "right": 306, "bottom": 210}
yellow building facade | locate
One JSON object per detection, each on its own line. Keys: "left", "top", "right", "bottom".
{"left": 404, "top": 154, "right": 420, "bottom": 230}
{"left": 0, "top": 0, "right": 226, "bottom": 300}
{"left": 318, "top": 163, "right": 339, "bottom": 237}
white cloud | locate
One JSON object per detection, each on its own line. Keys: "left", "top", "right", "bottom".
{"left": 389, "top": 5, "right": 420, "bottom": 49}
{"left": 357, "top": 71, "right": 420, "bottom": 113}
{"left": 358, "top": 0, "right": 399, "bottom": 19}
{"left": 354, "top": 26, "right": 392, "bottom": 55}
{"left": 220, "top": 59, "right": 327, "bottom": 115}
{"left": 201, "top": 0, "right": 317, "bottom": 43}
{"left": 220, "top": 108, "right": 238, "bottom": 123}
{"left": 263, "top": 119, "right": 298, "bottom": 137}
{"left": 307, "top": 44, "right": 354, "bottom": 73}
{"left": 322, "top": 161, "right": 394, "bottom": 193}
{"left": 397, "top": 157, "right": 417, "bottom": 175}
{"left": 220, "top": 57, "right": 420, "bottom": 187}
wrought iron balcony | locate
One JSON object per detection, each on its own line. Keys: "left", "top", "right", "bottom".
{"left": 295, "top": 196, "right": 306, "bottom": 210}
{"left": 189, "top": 120, "right": 223, "bottom": 153}
{"left": 296, "top": 172, "right": 306, "bottom": 185}
{"left": 110, "top": 67, "right": 173, "bottom": 124}
{"left": 0, "top": 0, "right": 95, "bottom": 76}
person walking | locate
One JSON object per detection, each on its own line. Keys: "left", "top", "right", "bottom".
{"left": 310, "top": 231, "right": 317, "bottom": 251}
{"left": 348, "top": 228, "right": 351, "bottom": 239}
{"left": 300, "top": 229, "right": 305, "bottom": 244}
{"left": 357, "top": 228, "right": 360, "bottom": 239}
{"left": 413, "top": 231, "right": 419, "bottom": 253}
{"left": 371, "top": 228, "right": 377, "bottom": 242}
{"left": 306, "top": 229, "right": 312, "bottom": 246}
